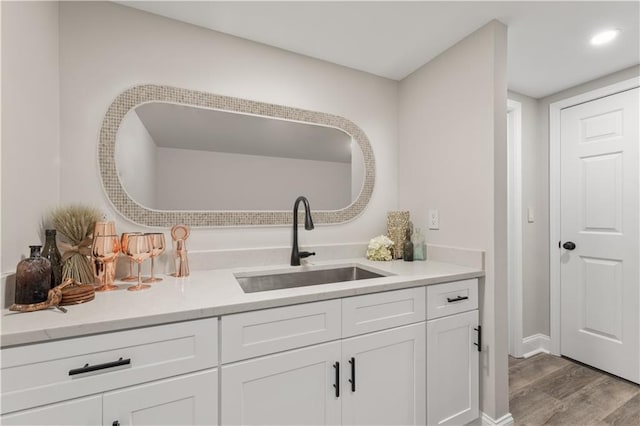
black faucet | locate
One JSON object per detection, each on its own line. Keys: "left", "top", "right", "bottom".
{"left": 291, "top": 196, "right": 315, "bottom": 266}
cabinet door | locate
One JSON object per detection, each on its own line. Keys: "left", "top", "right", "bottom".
{"left": 103, "top": 369, "right": 217, "bottom": 426}
{"left": 1, "top": 395, "right": 101, "bottom": 425}
{"left": 342, "top": 323, "right": 426, "bottom": 426}
{"left": 221, "top": 341, "right": 341, "bottom": 426}
{"left": 427, "top": 310, "right": 479, "bottom": 425}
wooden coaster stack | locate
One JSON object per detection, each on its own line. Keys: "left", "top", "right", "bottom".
{"left": 60, "top": 283, "right": 95, "bottom": 305}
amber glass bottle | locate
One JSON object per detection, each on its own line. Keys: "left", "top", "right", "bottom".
{"left": 15, "top": 246, "right": 51, "bottom": 304}
{"left": 41, "top": 229, "right": 63, "bottom": 288}
{"left": 402, "top": 227, "right": 414, "bottom": 262}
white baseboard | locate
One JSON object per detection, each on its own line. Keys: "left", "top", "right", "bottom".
{"left": 481, "top": 412, "right": 514, "bottom": 426}
{"left": 522, "top": 333, "right": 551, "bottom": 358}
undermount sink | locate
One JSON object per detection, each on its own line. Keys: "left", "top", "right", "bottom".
{"left": 235, "top": 266, "right": 390, "bottom": 293}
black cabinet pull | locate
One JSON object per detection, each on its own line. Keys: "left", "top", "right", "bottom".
{"left": 333, "top": 362, "right": 340, "bottom": 398}
{"left": 348, "top": 357, "right": 356, "bottom": 392}
{"left": 474, "top": 325, "right": 482, "bottom": 352}
{"left": 447, "top": 295, "right": 469, "bottom": 303}
{"left": 112, "top": 421, "right": 120, "bottom": 426}
{"left": 562, "top": 241, "right": 576, "bottom": 250}
{"left": 69, "top": 357, "right": 131, "bottom": 376}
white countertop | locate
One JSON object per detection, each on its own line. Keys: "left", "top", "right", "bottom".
{"left": 1, "top": 258, "right": 483, "bottom": 348}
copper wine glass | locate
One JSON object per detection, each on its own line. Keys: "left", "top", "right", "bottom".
{"left": 93, "top": 221, "right": 119, "bottom": 287}
{"left": 123, "top": 234, "right": 152, "bottom": 291}
{"left": 92, "top": 234, "right": 121, "bottom": 292}
{"left": 143, "top": 233, "right": 166, "bottom": 283}
{"left": 120, "top": 232, "right": 142, "bottom": 282}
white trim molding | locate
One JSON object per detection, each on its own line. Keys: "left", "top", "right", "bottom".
{"left": 548, "top": 76, "right": 640, "bottom": 356}
{"left": 522, "top": 333, "right": 551, "bottom": 358}
{"left": 481, "top": 412, "right": 515, "bottom": 426}
{"left": 507, "top": 99, "right": 524, "bottom": 358}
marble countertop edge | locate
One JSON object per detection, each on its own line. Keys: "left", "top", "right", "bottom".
{"left": 1, "top": 258, "right": 483, "bottom": 348}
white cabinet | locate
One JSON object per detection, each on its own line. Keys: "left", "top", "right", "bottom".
{"left": 1, "top": 319, "right": 219, "bottom": 426}
{"left": 1, "top": 396, "right": 101, "bottom": 425}
{"left": 221, "top": 288, "right": 427, "bottom": 426}
{"left": 427, "top": 310, "right": 479, "bottom": 426}
{"left": 2, "top": 277, "right": 481, "bottom": 426}
{"left": 222, "top": 341, "right": 341, "bottom": 425}
{"left": 342, "top": 323, "right": 426, "bottom": 426}
{"left": 104, "top": 370, "right": 218, "bottom": 426}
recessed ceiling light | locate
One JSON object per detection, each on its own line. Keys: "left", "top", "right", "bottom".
{"left": 590, "top": 29, "right": 620, "bottom": 46}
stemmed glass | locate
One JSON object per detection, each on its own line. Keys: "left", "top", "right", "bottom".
{"left": 120, "top": 232, "right": 141, "bottom": 282}
{"left": 92, "top": 235, "right": 121, "bottom": 292}
{"left": 93, "top": 221, "right": 118, "bottom": 288}
{"left": 143, "top": 233, "right": 166, "bottom": 283}
{"left": 123, "top": 234, "right": 152, "bottom": 291}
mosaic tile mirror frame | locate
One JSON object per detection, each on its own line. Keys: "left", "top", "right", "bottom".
{"left": 98, "top": 85, "right": 376, "bottom": 227}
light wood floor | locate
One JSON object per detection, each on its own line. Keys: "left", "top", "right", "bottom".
{"left": 509, "top": 353, "right": 639, "bottom": 425}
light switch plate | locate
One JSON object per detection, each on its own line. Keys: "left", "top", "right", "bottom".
{"left": 428, "top": 209, "right": 439, "bottom": 230}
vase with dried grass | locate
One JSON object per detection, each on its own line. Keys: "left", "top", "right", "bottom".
{"left": 50, "top": 205, "right": 102, "bottom": 285}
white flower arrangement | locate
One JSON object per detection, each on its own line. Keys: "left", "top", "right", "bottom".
{"left": 366, "top": 235, "right": 394, "bottom": 261}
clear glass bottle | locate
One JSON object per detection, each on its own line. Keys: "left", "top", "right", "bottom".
{"left": 41, "top": 229, "right": 63, "bottom": 288}
{"left": 412, "top": 227, "right": 426, "bottom": 261}
{"left": 15, "top": 246, "right": 51, "bottom": 304}
{"left": 402, "top": 227, "right": 414, "bottom": 262}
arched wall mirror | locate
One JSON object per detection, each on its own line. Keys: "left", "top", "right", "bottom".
{"left": 98, "top": 85, "right": 375, "bottom": 227}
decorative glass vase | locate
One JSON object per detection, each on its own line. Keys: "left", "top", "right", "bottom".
{"left": 15, "top": 246, "right": 51, "bottom": 304}
{"left": 42, "top": 229, "right": 63, "bottom": 288}
{"left": 387, "top": 211, "right": 410, "bottom": 259}
{"left": 412, "top": 227, "right": 426, "bottom": 261}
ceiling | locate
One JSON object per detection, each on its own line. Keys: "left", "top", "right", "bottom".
{"left": 117, "top": 1, "right": 639, "bottom": 99}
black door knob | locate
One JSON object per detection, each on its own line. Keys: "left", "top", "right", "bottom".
{"left": 562, "top": 241, "right": 576, "bottom": 250}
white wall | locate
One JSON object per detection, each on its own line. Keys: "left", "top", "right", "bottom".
{"left": 351, "top": 140, "right": 365, "bottom": 201}
{"left": 398, "top": 20, "right": 509, "bottom": 420}
{"left": 58, "top": 1, "right": 398, "bottom": 252}
{"left": 507, "top": 90, "right": 548, "bottom": 338}
{"left": 155, "top": 148, "right": 351, "bottom": 210}
{"left": 1, "top": 1, "right": 60, "bottom": 272}
{"left": 115, "top": 110, "right": 157, "bottom": 209}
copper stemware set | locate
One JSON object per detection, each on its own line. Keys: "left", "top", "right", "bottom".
{"left": 92, "top": 222, "right": 165, "bottom": 292}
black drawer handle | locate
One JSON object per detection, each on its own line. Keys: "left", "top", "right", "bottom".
{"left": 447, "top": 296, "right": 469, "bottom": 303}
{"left": 348, "top": 357, "right": 356, "bottom": 392}
{"left": 69, "top": 357, "right": 131, "bottom": 376}
{"left": 333, "top": 361, "right": 340, "bottom": 398}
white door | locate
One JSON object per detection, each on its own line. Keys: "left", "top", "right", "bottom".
{"left": 1, "top": 396, "right": 101, "bottom": 426}
{"left": 426, "top": 310, "right": 479, "bottom": 426}
{"left": 560, "top": 87, "right": 639, "bottom": 383}
{"left": 103, "top": 369, "right": 218, "bottom": 426}
{"left": 221, "top": 341, "right": 341, "bottom": 426}
{"left": 341, "top": 323, "right": 426, "bottom": 426}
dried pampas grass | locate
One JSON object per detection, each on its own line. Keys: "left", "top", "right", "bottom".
{"left": 50, "top": 205, "right": 102, "bottom": 285}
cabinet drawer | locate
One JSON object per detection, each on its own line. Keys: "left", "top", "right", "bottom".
{"left": 1, "top": 317, "right": 218, "bottom": 414}
{"left": 426, "top": 279, "right": 478, "bottom": 320}
{"left": 221, "top": 299, "right": 341, "bottom": 363}
{"left": 342, "top": 287, "right": 426, "bottom": 338}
